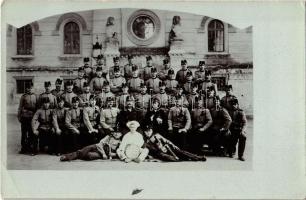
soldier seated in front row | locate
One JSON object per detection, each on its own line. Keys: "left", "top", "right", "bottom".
{"left": 60, "top": 129, "right": 123, "bottom": 161}
{"left": 31, "top": 97, "right": 53, "bottom": 155}
{"left": 100, "top": 97, "right": 120, "bottom": 136}
{"left": 143, "top": 125, "right": 206, "bottom": 162}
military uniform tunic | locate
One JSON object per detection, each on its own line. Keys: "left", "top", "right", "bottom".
{"left": 89, "top": 77, "right": 107, "bottom": 94}
{"left": 32, "top": 108, "right": 53, "bottom": 132}
{"left": 96, "top": 92, "right": 115, "bottom": 108}
{"left": 110, "top": 76, "right": 126, "bottom": 94}
{"left": 73, "top": 78, "right": 87, "bottom": 94}
{"left": 52, "top": 107, "right": 67, "bottom": 132}
{"left": 65, "top": 107, "right": 82, "bottom": 133}
{"left": 124, "top": 64, "right": 134, "bottom": 80}
{"left": 18, "top": 93, "right": 38, "bottom": 120}
{"left": 141, "top": 66, "right": 155, "bottom": 81}
{"left": 78, "top": 92, "right": 92, "bottom": 107}
{"left": 116, "top": 93, "right": 129, "bottom": 110}
{"left": 165, "top": 79, "right": 178, "bottom": 95}
{"left": 146, "top": 77, "right": 161, "bottom": 94}
{"left": 39, "top": 92, "right": 57, "bottom": 109}
{"left": 61, "top": 92, "right": 77, "bottom": 108}
{"left": 194, "top": 70, "right": 206, "bottom": 83}
{"left": 183, "top": 81, "right": 193, "bottom": 95}
{"left": 109, "top": 66, "right": 124, "bottom": 79}
{"left": 221, "top": 95, "right": 237, "bottom": 111}
{"left": 100, "top": 107, "right": 120, "bottom": 129}
{"left": 158, "top": 67, "right": 173, "bottom": 81}
{"left": 191, "top": 108, "right": 213, "bottom": 130}
{"left": 83, "top": 105, "right": 100, "bottom": 132}
{"left": 127, "top": 77, "right": 144, "bottom": 94}
{"left": 175, "top": 69, "right": 192, "bottom": 85}
{"left": 51, "top": 89, "right": 64, "bottom": 98}
{"left": 168, "top": 106, "right": 191, "bottom": 130}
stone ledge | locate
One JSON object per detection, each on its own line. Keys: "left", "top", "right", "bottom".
{"left": 6, "top": 66, "right": 78, "bottom": 72}
{"left": 11, "top": 55, "right": 35, "bottom": 61}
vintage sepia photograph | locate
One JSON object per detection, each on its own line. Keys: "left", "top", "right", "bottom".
{"left": 5, "top": 8, "right": 253, "bottom": 170}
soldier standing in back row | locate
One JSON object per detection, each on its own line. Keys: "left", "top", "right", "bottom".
{"left": 83, "top": 57, "right": 94, "bottom": 82}
{"left": 141, "top": 56, "right": 154, "bottom": 81}
{"left": 51, "top": 79, "right": 64, "bottom": 98}
{"left": 158, "top": 58, "right": 173, "bottom": 81}
{"left": 135, "top": 83, "right": 151, "bottom": 119}
{"left": 176, "top": 60, "right": 192, "bottom": 86}
{"left": 109, "top": 56, "right": 124, "bottom": 79}
{"left": 73, "top": 67, "right": 87, "bottom": 95}
{"left": 194, "top": 61, "right": 206, "bottom": 84}
{"left": 146, "top": 67, "right": 161, "bottom": 94}
{"left": 110, "top": 65, "right": 126, "bottom": 95}
{"left": 153, "top": 81, "right": 171, "bottom": 114}
{"left": 199, "top": 70, "right": 218, "bottom": 96}
{"left": 78, "top": 82, "right": 92, "bottom": 107}
{"left": 39, "top": 81, "right": 57, "bottom": 109}
{"left": 90, "top": 66, "right": 107, "bottom": 94}
{"left": 61, "top": 80, "right": 77, "bottom": 108}
{"left": 165, "top": 69, "right": 178, "bottom": 95}
{"left": 227, "top": 98, "right": 247, "bottom": 161}
{"left": 124, "top": 55, "right": 136, "bottom": 80}
{"left": 17, "top": 82, "right": 38, "bottom": 155}
{"left": 221, "top": 85, "right": 237, "bottom": 111}
{"left": 127, "top": 65, "right": 144, "bottom": 95}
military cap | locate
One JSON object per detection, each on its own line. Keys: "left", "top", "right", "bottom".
{"left": 205, "top": 70, "right": 212, "bottom": 76}
{"left": 114, "top": 65, "right": 120, "bottom": 72}
{"left": 186, "top": 71, "right": 192, "bottom": 77}
{"left": 78, "top": 67, "right": 85, "bottom": 72}
{"left": 132, "top": 65, "right": 139, "bottom": 71}
{"left": 97, "top": 54, "right": 104, "bottom": 60}
{"left": 113, "top": 56, "right": 119, "bottom": 62}
{"left": 44, "top": 81, "right": 51, "bottom": 87}
{"left": 41, "top": 97, "right": 50, "bottom": 104}
{"left": 83, "top": 82, "right": 89, "bottom": 87}
{"left": 89, "top": 94, "right": 96, "bottom": 100}
{"left": 57, "top": 96, "right": 65, "bottom": 103}
{"left": 143, "top": 124, "right": 153, "bottom": 131}
{"left": 126, "top": 95, "right": 135, "bottom": 102}
{"left": 83, "top": 57, "right": 90, "bottom": 62}
{"left": 159, "top": 81, "right": 166, "bottom": 87}
{"left": 168, "top": 69, "right": 175, "bottom": 75}
{"left": 96, "top": 66, "right": 103, "bottom": 71}
{"left": 106, "top": 96, "right": 114, "bottom": 102}
{"left": 151, "top": 67, "right": 157, "bottom": 73}
{"left": 128, "top": 55, "right": 134, "bottom": 60}
{"left": 103, "top": 81, "right": 110, "bottom": 87}
{"left": 225, "top": 85, "right": 233, "bottom": 90}
{"left": 163, "top": 59, "right": 169, "bottom": 64}
{"left": 140, "top": 82, "right": 147, "bottom": 88}
{"left": 71, "top": 96, "right": 80, "bottom": 103}
{"left": 229, "top": 98, "right": 239, "bottom": 105}
{"left": 199, "top": 61, "right": 205, "bottom": 66}
{"left": 181, "top": 59, "right": 187, "bottom": 65}
{"left": 191, "top": 82, "right": 198, "bottom": 88}
{"left": 146, "top": 56, "right": 152, "bottom": 61}
{"left": 26, "top": 81, "right": 34, "bottom": 89}
{"left": 122, "top": 83, "right": 129, "bottom": 88}
{"left": 55, "top": 79, "right": 62, "bottom": 85}
{"left": 66, "top": 80, "right": 74, "bottom": 86}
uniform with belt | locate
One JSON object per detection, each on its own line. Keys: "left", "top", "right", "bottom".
{"left": 52, "top": 106, "right": 67, "bottom": 154}
{"left": 65, "top": 106, "right": 83, "bottom": 151}
{"left": 100, "top": 107, "right": 120, "bottom": 135}
{"left": 61, "top": 91, "right": 77, "bottom": 108}
{"left": 73, "top": 77, "right": 87, "bottom": 95}
{"left": 89, "top": 76, "right": 107, "bottom": 94}
{"left": 83, "top": 105, "right": 101, "bottom": 145}
{"left": 18, "top": 90, "right": 38, "bottom": 154}
{"left": 135, "top": 92, "right": 151, "bottom": 118}
{"left": 127, "top": 77, "right": 144, "bottom": 94}
{"left": 39, "top": 92, "right": 57, "bottom": 109}
{"left": 146, "top": 76, "right": 161, "bottom": 94}
{"left": 110, "top": 75, "right": 126, "bottom": 94}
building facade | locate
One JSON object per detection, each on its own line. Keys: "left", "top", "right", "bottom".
{"left": 6, "top": 8, "right": 253, "bottom": 115}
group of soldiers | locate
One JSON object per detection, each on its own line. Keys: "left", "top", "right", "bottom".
{"left": 17, "top": 55, "right": 247, "bottom": 161}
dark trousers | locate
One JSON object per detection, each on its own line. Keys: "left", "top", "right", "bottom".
{"left": 189, "top": 129, "right": 209, "bottom": 153}
{"left": 51, "top": 133, "right": 63, "bottom": 154}
{"left": 207, "top": 128, "right": 231, "bottom": 155}
{"left": 64, "top": 130, "right": 81, "bottom": 153}
{"left": 63, "top": 144, "right": 102, "bottom": 161}
{"left": 171, "top": 127, "right": 188, "bottom": 150}
{"left": 174, "top": 148, "right": 205, "bottom": 161}
{"left": 20, "top": 118, "right": 33, "bottom": 152}
{"left": 37, "top": 128, "right": 53, "bottom": 153}
{"left": 229, "top": 129, "right": 246, "bottom": 157}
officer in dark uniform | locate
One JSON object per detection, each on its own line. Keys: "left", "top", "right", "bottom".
{"left": 165, "top": 69, "right": 178, "bottom": 95}
{"left": 51, "top": 79, "right": 64, "bottom": 98}
{"left": 96, "top": 81, "right": 115, "bottom": 108}
{"left": 83, "top": 57, "right": 94, "bottom": 82}
{"left": 116, "top": 95, "right": 143, "bottom": 134}
{"left": 135, "top": 83, "right": 151, "bottom": 119}
{"left": 168, "top": 96, "right": 191, "bottom": 150}
{"left": 110, "top": 65, "right": 126, "bottom": 95}
{"left": 82, "top": 95, "right": 101, "bottom": 145}
{"left": 158, "top": 58, "right": 173, "bottom": 81}
{"left": 116, "top": 83, "right": 130, "bottom": 111}
{"left": 194, "top": 61, "right": 206, "bottom": 84}
{"left": 186, "top": 83, "right": 199, "bottom": 111}
{"left": 141, "top": 56, "right": 155, "bottom": 81}
{"left": 17, "top": 82, "right": 38, "bottom": 154}
{"left": 183, "top": 71, "right": 194, "bottom": 95}
{"left": 146, "top": 67, "right": 161, "bottom": 94}
{"left": 109, "top": 56, "right": 124, "bottom": 79}
{"left": 208, "top": 96, "right": 232, "bottom": 156}
{"left": 176, "top": 59, "right": 192, "bottom": 86}
{"left": 190, "top": 97, "right": 213, "bottom": 153}
{"left": 73, "top": 67, "right": 87, "bottom": 95}
{"left": 61, "top": 80, "right": 77, "bottom": 108}
{"left": 78, "top": 82, "right": 92, "bottom": 107}
{"left": 124, "top": 55, "right": 136, "bottom": 80}
{"left": 144, "top": 98, "right": 168, "bottom": 137}
{"left": 205, "top": 86, "right": 216, "bottom": 111}
{"left": 65, "top": 96, "right": 83, "bottom": 152}
{"left": 127, "top": 65, "right": 144, "bottom": 95}
{"left": 52, "top": 96, "right": 67, "bottom": 155}
{"left": 221, "top": 85, "right": 237, "bottom": 111}
{"left": 89, "top": 66, "right": 107, "bottom": 95}
{"left": 32, "top": 97, "right": 53, "bottom": 155}
{"left": 39, "top": 81, "right": 57, "bottom": 109}
{"left": 228, "top": 98, "right": 247, "bottom": 161}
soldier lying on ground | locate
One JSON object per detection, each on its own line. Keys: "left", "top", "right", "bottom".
{"left": 60, "top": 130, "right": 122, "bottom": 161}
{"left": 143, "top": 125, "right": 207, "bottom": 162}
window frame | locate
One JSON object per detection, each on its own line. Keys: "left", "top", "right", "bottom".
{"left": 16, "top": 24, "right": 33, "bottom": 56}
{"left": 63, "top": 21, "right": 81, "bottom": 55}
{"left": 14, "top": 76, "right": 34, "bottom": 94}
{"left": 207, "top": 19, "right": 225, "bottom": 53}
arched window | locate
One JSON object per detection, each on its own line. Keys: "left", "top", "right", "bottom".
{"left": 208, "top": 20, "right": 224, "bottom": 52}
{"left": 17, "top": 24, "right": 32, "bottom": 55}
{"left": 63, "top": 22, "right": 80, "bottom": 54}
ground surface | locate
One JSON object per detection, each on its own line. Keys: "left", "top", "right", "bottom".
{"left": 6, "top": 114, "right": 253, "bottom": 170}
